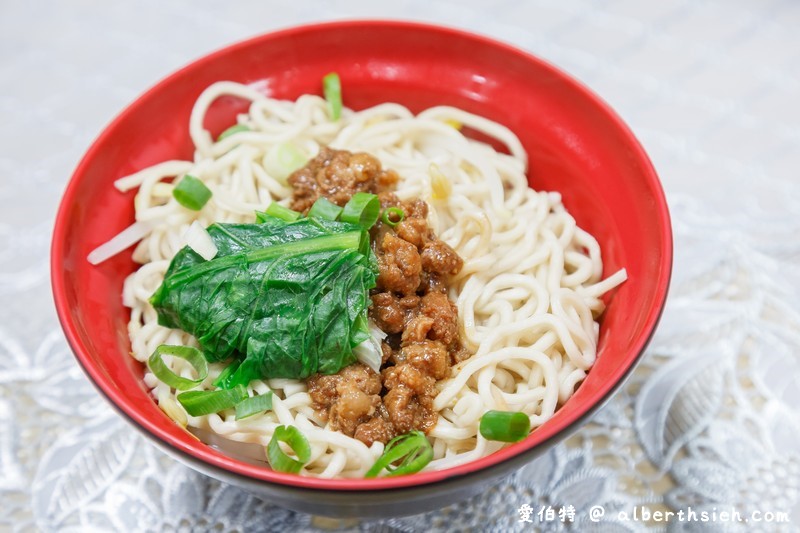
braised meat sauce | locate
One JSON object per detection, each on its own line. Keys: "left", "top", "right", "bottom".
{"left": 288, "top": 146, "right": 399, "bottom": 212}
{"left": 293, "top": 148, "right": 465, "bottom": 445}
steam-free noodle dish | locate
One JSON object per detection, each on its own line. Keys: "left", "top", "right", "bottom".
{"left": 90, "top": 75, "right": 627, "bottom": 478}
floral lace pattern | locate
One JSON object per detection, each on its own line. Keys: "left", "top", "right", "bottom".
{"left": 2, "top": 0, "right": 799, "bottom": 531}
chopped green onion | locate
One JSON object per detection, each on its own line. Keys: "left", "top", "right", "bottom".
{"left": 263, "top": 141, "right": 308, "bottom": 184}
{"left": 176, "top": 385, "right": 248, "bottom": 417}
{"left": 267, "top": 425, "right": 311, "bottom": 474}
{"left": 217, "top": 124, "right": 249, "bottom": 141}
{"left": 147, "top": 345, "right": 209, "bottom": 391}
{"left": 322, "top": 72, "right": 342, "bottom": 121}
{"left": 173, "top": 175, "right": 212, "bottom": 211}
{"left": 264, "top": 202, "right": 302, "bottom": 222}
{"left": 234, "top": 392, "right": 274, "bottom": 420}
{"left": 340, "top": 192, "right": 380, "bottom": 228}
{"left": 212, "top": 361, "right": 241, "bottom": 389}
{"left": 380, "top": 207, "right": 405, "bottom": 227}
{"left": 365, "top": 431, "right": 433, "bottom": 478}
{"left": 479, "top": 410, "right": 530, "bottom": 442}
{"left": 308, "top": 197, "right": 343, "bottom": 221}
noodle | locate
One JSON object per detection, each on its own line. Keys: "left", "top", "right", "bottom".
{"left": 120, "top": 81, "right": 626, "bottom": 477}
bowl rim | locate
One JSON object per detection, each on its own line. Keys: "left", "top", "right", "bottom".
{"left": 51, "top": 19, "right": 673, "bottom": 492}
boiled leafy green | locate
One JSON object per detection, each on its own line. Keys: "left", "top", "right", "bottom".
{"left": 150, "top": 211, "right": 378, "bottom": 386}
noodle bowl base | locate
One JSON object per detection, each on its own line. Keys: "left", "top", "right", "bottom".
{"left": 51, "top": 21, "right": 671, "bottom": 517}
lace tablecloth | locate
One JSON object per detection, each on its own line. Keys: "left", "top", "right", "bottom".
{"left": 2, "top": 1, "right": 799, "bottom": 531}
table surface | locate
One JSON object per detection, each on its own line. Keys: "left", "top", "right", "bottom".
{"left": 2, "top": 1, "right": 799, "bottom": 531}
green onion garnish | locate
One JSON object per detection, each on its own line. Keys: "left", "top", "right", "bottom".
{"left": 212, "top": 360, "right": 240, "bottom": 389}
{"left": 323, "top": 72, "right": 342, "bottom": 121}
{"left": 380, "top": 207, "right": 405, "bottom": 227}
{"left": 267, "top": 425, "right": 311, "bottom": 474}
{"left": 263, "top": 141, "right": 308, "bottom": 184}
{"left": 365, "top": 431, "right": 433, "bottom": 478}
{"left": 308, "top": 197, "right": 343, "bottom": 221}
{"left": 176, "top": 385, "right": 248, "bottom": 417}
{"left": 340, "top": 192, "right": 380, "bottom": 228}
{"left": 173, "top": 175, "right": 212, "bottom": 211}
{"left": 264, "top": 202, "right": 302, "bottom": 222}
{"left": 217, "top": 124, "right": 249, "bottom": 141}
{"left": 234, "top": 392, "right": 274, "bottom": 420}
{"left": 147, "top": 345, "right": 209, "bottom": 390}
{"left": 479, "top": 410, "right": 531, "bottom": 442}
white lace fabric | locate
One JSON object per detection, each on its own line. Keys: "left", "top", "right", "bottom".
{"left": 2, "top": 1, "right": 799, "bottom": 531}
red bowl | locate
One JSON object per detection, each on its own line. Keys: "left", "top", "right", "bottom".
{"left": 51, "top": 20, "right": 671, "bottom": 517}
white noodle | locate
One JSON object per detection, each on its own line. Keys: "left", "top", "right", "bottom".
{"left": 118, "top": 81, "right": 626, "bottom": 478}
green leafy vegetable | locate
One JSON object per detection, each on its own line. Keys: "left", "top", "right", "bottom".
{"left": 212, "top": 360, "right": 240, "bottom": 389}
{"left": 479, "top": 410, "right": 530, "bottom": 442}
{"left": 147, "top": 345, "right": 209, "bottom": 390}
{"left": 323, "top": 72, "right": 342, "bottom": 121}
{"left": 150, "top": 206, "right": 379, "bottom": 386}
{"left": 267, "top": 425, "right": 311, "bottom": 473}
{"left": 173, "top": 175, "right": 212, "bottom": 211}
{"left": 365, "top": 431, "right": 433, "bottom": 478}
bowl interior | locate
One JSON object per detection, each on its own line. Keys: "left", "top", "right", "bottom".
{"left": 52, "top": 21, "right": 671, "bottom": 491}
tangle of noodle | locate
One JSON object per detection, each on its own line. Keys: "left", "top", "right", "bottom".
{"left": 120, "top": 82, "right": 627, "bottom": 478}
